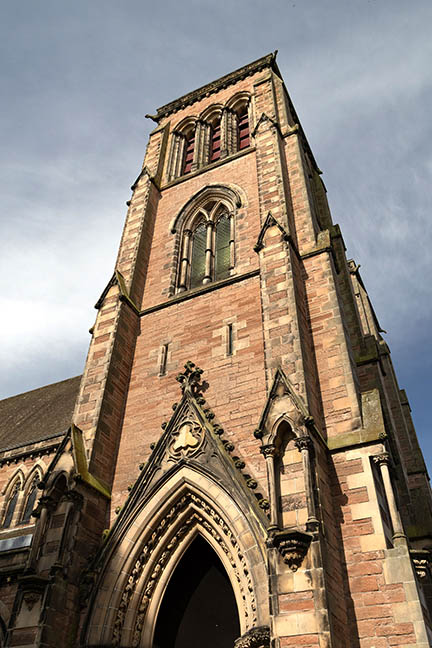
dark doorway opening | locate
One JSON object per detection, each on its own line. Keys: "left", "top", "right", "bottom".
{"left": 153, "top": 534, "right": 240, "bottom": 648}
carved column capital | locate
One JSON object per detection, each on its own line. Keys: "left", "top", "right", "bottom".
{"left": 410, "top": 549, "right": 432, "bottom": 580}
{"left": 294, "top": 435, "right": 312, "bottom": 453}
{"left": 260, "top": 443, "right": 277, "bottom": 458}
{"left": 373, "top": 452, "right": 390, "bottom": 466}
{"left": 32, "top": 494, "right": 56, "bottom": 518}
{"left": 234, "top": 625, "right": 270, "bottom": 648}
{"left": 62, "top": 490, "right": 84, "bottom": 508}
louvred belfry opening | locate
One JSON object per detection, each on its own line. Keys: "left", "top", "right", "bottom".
{"left": 183, "top": 132, "right": 195, "bottom": 174}
{"left": 210, "top": 123, "right": 221, "bottom": 161}
{"left": 238, "top": 108, "right": 249, "bottom": 149}
{"left": 153, "top": 535, "right": 240, "bottom": 648}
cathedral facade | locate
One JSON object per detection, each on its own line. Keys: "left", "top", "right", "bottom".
{"left": 1, "top": 53, "right": 432, "bottom": 647}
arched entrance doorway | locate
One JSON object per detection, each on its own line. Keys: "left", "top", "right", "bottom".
{"left": 153, "top": 535, "right": 240, "bottom": 648}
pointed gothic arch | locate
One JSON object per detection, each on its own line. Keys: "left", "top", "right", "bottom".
{"left": 1, "top": 469, "right": 24, "bottom": 528}
{"left": 169, "top": 184, "right": 244, "bottom": 294}
{"left": 83, "top": 466, "right": 269, "bottom": 648}
{"left": 153, "top": 533, "right": 240, "bottom": 648}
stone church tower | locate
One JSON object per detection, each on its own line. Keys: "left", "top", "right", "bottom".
{"left": 1, "top": 53, "right": 432, "bottom": 647}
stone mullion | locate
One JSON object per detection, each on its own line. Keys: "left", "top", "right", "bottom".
{"left": 201, "top": 121, "right": 211, "bottom": 166}
{"left": 26, "top": 495, "right": 55, "bottom": 570}
{"left": 228, "top": 110, "right": 237, "bottom": 155}
{"left": 220, "top": 109, "right": 229, "bottom": 158}
{"left": 260, "top": 444, "right": 279, "bottom": 529}
{"left": 191, "top": 121, "right": 204, "bottom": 171}
{"left": 178, "top": 229, "right": 192, "bottom": 291}
{"left": 203, "top": 221, "right": 214, "bottom": 284}
{"left": 294, "top": 436, "right": 319, "bottom": 531}
{"left": 166, "top": 133, "right": 177, "bottom": 182}
{"left": 173, "top": 134, "right": 186, "bottom": 179}
{"left": 229, "top": 213, "right": 235, "bottom": 269}
{"left": 373, "top": 453, "right": 407, "bottom": 544}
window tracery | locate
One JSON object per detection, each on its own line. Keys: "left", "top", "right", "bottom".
{"left": 2, "top": 479, "right": 21, "bottom": 528}
{"left": 21, "top": 475, "right": 40, "bottom": 524}
{"left": 178, "top": 199, "right": 235, "bottom": 292}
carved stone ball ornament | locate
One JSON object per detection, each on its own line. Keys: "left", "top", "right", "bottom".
{"left": 234, "top": 625, "right": 271, "bottom": 648}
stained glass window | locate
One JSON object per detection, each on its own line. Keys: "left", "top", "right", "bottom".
{"left": 190, "top": 223, "right": 207, "bottom": 288}
{"left": 215, "top": 215, "right": 230, "bottom": 280}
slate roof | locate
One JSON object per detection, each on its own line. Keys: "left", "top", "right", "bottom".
{"left": 0, "top": 376, "right": 81, "bottom": 452}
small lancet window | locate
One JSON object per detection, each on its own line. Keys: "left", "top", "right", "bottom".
{"left": 190, "top": 222, "right": 207, "bottom": 289}
{"left": 237, "top": 107, "right": 250, "bottom": 150}
{"left": 227, "top": 323, "right": 234, "bottom": 356}
{"left": 3, "top": 482, "right": 20, "bottom": 528}
{"left": 21, "top": 477, "right": 40, "bottom": 524}
{"left": 183, "top": 132, "right": 195, "bottom": 175}
{"left": 215, "top": 214, "right": 231, "bottom": 280}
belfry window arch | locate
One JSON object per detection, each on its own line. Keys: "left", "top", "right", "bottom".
{"left": 166, "top": 96, "right": 252, "bottom": 182}
{"left": 224, "top": 92, "right": 252, "bottom": 157}
{"left": 178, "top": 197, "right": 236, "bottom": 292}
{"left": 1, "top": 473, "right": 23, "bottom": 528}
{"left": 167, "top": 117, "right": 198, "bottom": 181}
{"left": 21, "top": 470, "right": 42, "bottom": 524}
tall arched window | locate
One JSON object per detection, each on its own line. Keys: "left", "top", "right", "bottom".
{"left": 153, "top": 535, "right": 240, "bottom": 648}
{"left": 2, "top": 481, "right": 20, "bottom": 528}
{"left": 21, "top": 476, "right": 40, "bottom": 524}
{"left": 177, "top": 198, "right": 235, "bottom": 292}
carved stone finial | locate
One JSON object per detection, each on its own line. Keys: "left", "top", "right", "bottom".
{"left": 269, "top": 529, "right": 312, "bottom": 571}
{"left": 234, "top": 625, "right": 270, "bottom": 648}
{"left": 176, "top": 361, "right": 204, "bottom": 395}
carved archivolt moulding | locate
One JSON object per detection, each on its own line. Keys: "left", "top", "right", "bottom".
{"left": 234, "top": 625, "right": 271, "bottom": 648}
{"left": 111, "top": 492, "right": 257, "bottom": 647}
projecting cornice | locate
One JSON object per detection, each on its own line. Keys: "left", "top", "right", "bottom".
{"left": 153, "top": 52, "right": 280, "bottom": 121}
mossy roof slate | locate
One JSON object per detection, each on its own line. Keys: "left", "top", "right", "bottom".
{"left": 0, "top": 376, "right": 81, "bottom": 452}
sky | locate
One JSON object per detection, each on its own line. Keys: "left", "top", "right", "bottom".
{"left": 1, "top": 1, "right": 431, "bottom": 466}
